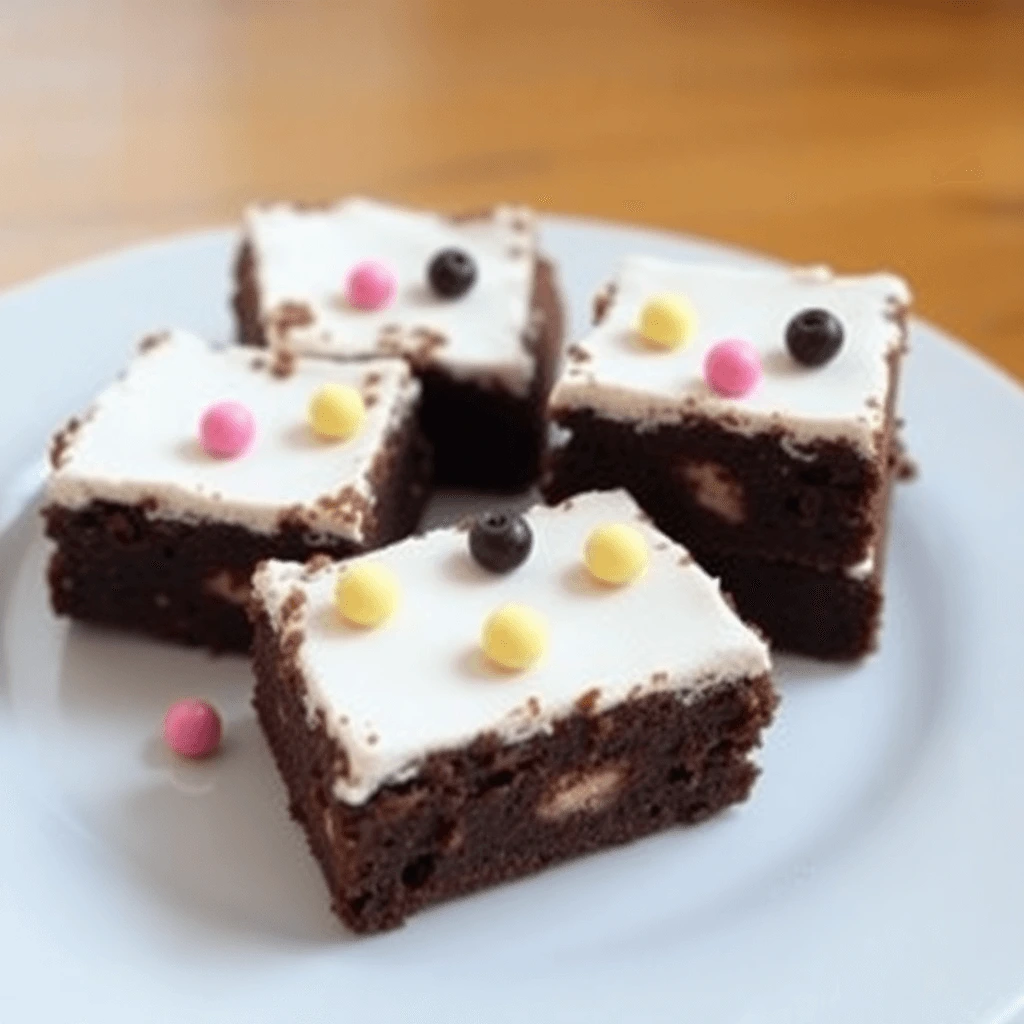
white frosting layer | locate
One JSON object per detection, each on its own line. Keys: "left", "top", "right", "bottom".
{"left": 46, "top": 331, "right": 419, "bottom": 543}
{"left": 251, "top": 491, "right": 772, "bottom": 805}
{"left": 246, "top": 197, "right": 539, "bottom": 396}
{"left": 551, "top": 258, "right": 911, "bottom": 455}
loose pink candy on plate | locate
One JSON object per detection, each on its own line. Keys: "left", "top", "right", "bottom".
{"left": 345, "top": 260, "right": 397, "bottom": 311}
{"left": 163, "top": 699, "right": 222, "bottom": 759}
{"left": 704, "top": 339, "right": 763, "bottom": 398}
{"left": 199, "top": 400, "right": 255, "bottom": 459}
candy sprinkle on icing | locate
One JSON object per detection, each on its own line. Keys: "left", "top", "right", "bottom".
{"left": 336, "top": 563, "right": 400, "bottom": 628}
{"left": 428, "top": 248, "right": 477, "bottom": 299}
{"left": 481, "top": 603, "right": 547, "bottom": 671}
{"left": 704, "top": 339, "right": 763, "bottom": 398}
{"left": 469, "top": 511, "right": 533, "bottom": 573}
{"left": 308, "top": 383, "right": 366, "bottom": 441}
{"left": 584, "top": 523, "right": 649, "bottom": 585}
{"left": 785, "top": 308, "right": 845, "bottom": 367}
{"left": 198, "top": 401, "right": 255, "bottom": 459}
{"left": 638, "top": 294, "right": 695, "bottom": 350}
{"left": 345, "top": 260, "right": 397, "bottom": 311}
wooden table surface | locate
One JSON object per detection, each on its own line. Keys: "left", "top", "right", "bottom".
{"left": 2, "top": 0, "right": 1022, "bottom": 379}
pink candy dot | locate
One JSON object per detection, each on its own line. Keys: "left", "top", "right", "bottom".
{"left": 163, "top": 699, "right": 222, "bottom": 759}
{"left": 199, "top": 400, "right": 255, "bottom": 459}
{"left": 345, "top": 260, "right": 397, "bottom": 311}
{"left": 704, "top": 339, "right": 763, "bottom": 398}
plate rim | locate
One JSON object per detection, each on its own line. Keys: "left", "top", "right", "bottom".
{"left": 1, "top": 216, "right": 1023, "bottom": 1024}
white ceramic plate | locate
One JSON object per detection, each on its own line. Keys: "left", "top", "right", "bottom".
{"left": 1, "top": 218, "right": 1022, "bottom": 1024}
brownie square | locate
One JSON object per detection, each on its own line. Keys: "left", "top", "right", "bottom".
{"left": 249, "top": 491, "right": 777, "bottom": 933}
{"left": 233, "top": 197, "right": 565, "bottom": 491}
{"left": 545, "top": 260, "right": 910, "bottom": 571}
{"left": 43, "top": 330, "right": 430, "bottom": 651}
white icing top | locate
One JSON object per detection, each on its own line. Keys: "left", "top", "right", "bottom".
{"left": 46, "top": 330, "right": 419, "bottom": 543}
{"left": 550, "top": 258, "right": 911, "bottom": 455}
{"left": 245, "top": 197, "right": 540, "bottom": 395}
{"left": 251, "top": 490, "right": 772, "bottom": 805}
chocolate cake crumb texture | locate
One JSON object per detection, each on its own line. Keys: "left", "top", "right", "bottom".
{"left": 247, "top": 491, "right": 776, "bottom": 931}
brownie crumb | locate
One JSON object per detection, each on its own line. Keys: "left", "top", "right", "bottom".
{"left": 280, "top": 588, "right": 308, "bottom": 625}
{"left": 281, "top": 629, "right": 303, "bottom": 659}
{"left": 250, "top": 356, "right": 267, "bottom": 371}
{"left": 50, "top": 416, "right": 83, "bottom": 469}
{"left": 891, "top": 435, "right": 919, "bottom": 482}
{"left": 367, "top": 733, "right": 379, "bottom": 746}
{"left": 270, "top": 300, "right": 315, "bottom": 334}
{"left": 379, "top": 333, "right": 403, "bottom": 356}
{"left": 364, "top": 371, "right": 383, "bottom": 387}
{"left": 277, "top": 505, "right": 310, "bottom": 532}
{"left": 304, "top": 553, "right": 334, "bottom": 576}
{"left": 566, "top": 343, "right": 592, "bottom": 364}
{"left": 678, "top": 553, "right": 695, "bottom": 567}
{"left": 575, "top": 687, "right": 601, "bottom": 715}
{"left": 507, "top": 245, "right": 526, "bottom": 260}
{"left": 408, "top": 327, "right": 447, "bottom": 368}
{"left": 526, "top": 696, "right": 541, "bottom": 717}
{"left": 897, "top": 458, "right": 918, "bottom": 482}
{"left": 271, "top": 348, "right": 297, "bottom": 379}
{"left": 592, "top": 282, "right": 618, "bottom": 324}
{"left": 138, "top": 330, "right": 171, "bottom": 354}
{"left": 651, "top": 670, "right": 669, "bottom": 686}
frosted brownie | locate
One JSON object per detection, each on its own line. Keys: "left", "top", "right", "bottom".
{"left": 249, "top": 490, "right": 777, "bottom": 933}
{"left": 43, "top": 330, "right": 429, "bottom": 651}
{"left": 544, "top": 259, "right": 911, "bottom": 658}
{"left": 233, "top": 197, "right": 564, "bottom": 490}
{"left": 546, "top": 259, "right": 910, "bottom": 569}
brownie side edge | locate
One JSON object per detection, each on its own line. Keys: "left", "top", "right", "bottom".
{"left": 421, "top": 253, "right": 564, "bottom": 491}
{"left": 251, "top": 603, "right": 778, "bottom": 933}
{"left": 42, "top": 402, "right": 431, "bottom": 652}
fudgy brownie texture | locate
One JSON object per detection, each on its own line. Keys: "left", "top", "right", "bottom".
{"left": 700, "top": 457, "right": 897, "bottom": 660}
{"left": 251, "top": 605, "right": 777, "bottom": 933}
{"left": 691, "top": 546, "right": 883, "bottom": 660}
{"left": 234, "top": 235, "right": 563, "bottom": 492}
{"left": 43, "top": 420, "right": 430, "bottom": 652}
{"left": 547, "top": 327, "right": 905, "bottom": 570}
{"left": 544, "top": 409, "right": 887, "bottom": 570}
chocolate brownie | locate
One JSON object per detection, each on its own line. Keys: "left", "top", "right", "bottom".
{"left": 43, "top": 330, "right": 430, "bottom": 652}
{"left": 544, "top": 259, "right": 911, "bottom": 658}
{"left": 233, "top": 197, "right": 565, "bottom": 491}
{"left": 248, "top": 491, "right": 777, "bottom": 932}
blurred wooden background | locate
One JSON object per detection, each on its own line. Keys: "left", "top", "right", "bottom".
{"left": 1, "top": 0, "right": 1022, "bottom": 378}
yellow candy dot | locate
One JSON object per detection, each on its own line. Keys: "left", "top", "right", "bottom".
{"left": 335, "top": 563, "right": 400, "bottom": 628}
{"left": 481, "top": 603, "right": 548, "bottom": 671}
{"left": 584, "top": 523, "right": 648, "bottom": 585}
{"left": 638, "top": 294, "right": 694, "bottom": 350}
{"left": 308, "top": 383, "right": 365, "bottom": 441}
